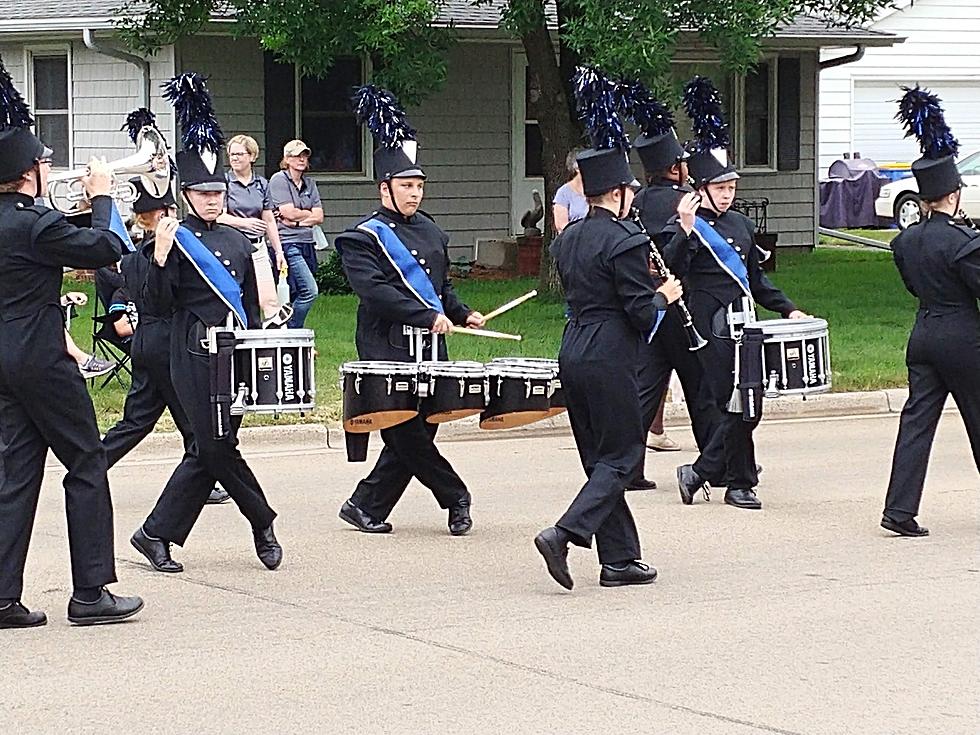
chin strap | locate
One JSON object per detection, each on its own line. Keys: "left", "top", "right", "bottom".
{"left": 617, "top": 184, "right": 628, "bottom": 219}
{"left": 31, "top": 164, "right": 42, "bottom": 200}
{"left": 384, "top": 180, "right": 406, "bottom": 218}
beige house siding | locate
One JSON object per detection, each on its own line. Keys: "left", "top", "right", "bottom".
{"left": 735, "top": 51, "right": 819, "bottom": 247}
{"left": 176, "top": 38, "right": 513, "bottom": 255}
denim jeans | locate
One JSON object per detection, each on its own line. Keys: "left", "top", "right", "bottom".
{"left": 284, "top": 242, "right": 319, "bottom": 328}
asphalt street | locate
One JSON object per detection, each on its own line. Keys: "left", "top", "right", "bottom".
{"left": 1, "top": 412, "right": 977, "bottom": 734}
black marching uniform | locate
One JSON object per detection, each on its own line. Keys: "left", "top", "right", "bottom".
{"left": 666, "top": 206, "right": 797, "bottom": 493}
{"left": 0, "top": 193, "right": 122, "bottom": 600}
{"left": 337, "top": 205, "right": 473, "bottom": 525}
{"left": 634, "top": 180, "right": 716, "bottom": 452}
{"left": 883, "top": 213, "right": 980, "bottom": 524}
{"left": 139, "top": 214, "right": 276, "bottom": 546}
{"left": 101, "top": 235, "right": 195, "bottom": 467}
{"left": 551, "top": 208, "right": 669, "bottom": 566}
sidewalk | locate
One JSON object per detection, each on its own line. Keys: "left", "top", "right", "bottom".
{"left": 128, "top": 386, "right": 941, "bottom": 458}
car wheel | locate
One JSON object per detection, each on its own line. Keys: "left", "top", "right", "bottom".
{"left": 895, "top": 193, "right": 922, "bottom": 230}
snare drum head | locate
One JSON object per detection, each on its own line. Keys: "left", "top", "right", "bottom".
{"left": 747, "top": 317, "right": 828, "bottom": 337}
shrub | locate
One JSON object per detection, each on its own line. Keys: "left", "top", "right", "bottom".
{"left": 315, "top": 250, "right": 353, "bottom": 295}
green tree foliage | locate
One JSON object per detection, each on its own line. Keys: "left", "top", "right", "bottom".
{"left": 117, "top": 0, "right": 895, "bottom": 290}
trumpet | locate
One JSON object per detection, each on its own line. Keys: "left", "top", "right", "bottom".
{"left": 628, "top": 207, "right": 708, "bottom": 352}
{"left": 47, "top": 126, "right": 170, "bottom": 215}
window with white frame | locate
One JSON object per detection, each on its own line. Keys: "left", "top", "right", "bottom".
{"left": 30, "top": 51, "right": 70, "bottom": 168}
{"left": 263, "top": 53, "right": 369, "bottom": 177}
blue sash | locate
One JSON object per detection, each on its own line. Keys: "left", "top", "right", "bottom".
{"left": 646, "top": 310, "right": 665, "bottom": 344}
{"left": 174, "top": 226, "right": 248, "bottom": 328}
{"left": 691, "top": 217, "right": 751, "bottom": 296}
{"left": 108, "top": 201, "right": 136, "bottom": 253}
{"left": 356, "top": 218, "right": 444, "bottom": 314}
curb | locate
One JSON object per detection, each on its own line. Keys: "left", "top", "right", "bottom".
{"left": 123, "top": 387, "right": 947, "bottom": 458}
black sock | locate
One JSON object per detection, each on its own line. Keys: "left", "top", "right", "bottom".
{"left": 72, "top": 587, "right": 102, "bottom": 603}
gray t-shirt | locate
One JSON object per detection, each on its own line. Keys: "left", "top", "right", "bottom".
{"left": 268, "top": 170, "right": 323, "bottom": 246}
{"left": 225, "top": 171, "right": 273, "bottom": 220}
{"left": 554, "top": 181, "right": 589, "bottom": 224}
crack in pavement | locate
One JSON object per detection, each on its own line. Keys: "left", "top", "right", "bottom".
{"left": 136, "top": 562, "right": 804, "bottom": 735}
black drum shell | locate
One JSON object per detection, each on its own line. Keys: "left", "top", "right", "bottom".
{"left": 233, "top": 343, "right": 314, "bottom": 409}
{"left": 480, "top": 372, "right": 552, "bottom": 429}
{"left": 420, "top": 372, "right": 486, "bottom": 423}
{"left": 761, "top": 337, "right": 828, "bottom": 391}
{"left": 342, "top": 370, "right": 418, "bottom": 433}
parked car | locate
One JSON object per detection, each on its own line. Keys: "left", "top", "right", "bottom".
{"left": 875, "top": 150, "right": 980, "bottom": 229}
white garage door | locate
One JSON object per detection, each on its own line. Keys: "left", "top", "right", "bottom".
{"left": 852, "top": 79, "right": 980, "bottom": 165}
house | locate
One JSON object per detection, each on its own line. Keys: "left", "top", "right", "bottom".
{"left": 0, "top": 2, "right": 899, "bottom": 256}
{"left": 819, "top": 0, "right": 980, "bottom": 175}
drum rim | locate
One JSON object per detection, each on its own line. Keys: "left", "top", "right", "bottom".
{"left": 232, "top": 328, "right": 316, "bottom": 340}
{"left": 419, "top": 360, "right": 487, "bottom": 376}
{"left": 485, "top": 365, "right": 554, "bottom": 378}
{"left": 340, "top": 361, "right": 420, "bottom": 375}
{"left": 745, "top": 317, "right": 828, "bottom": 336}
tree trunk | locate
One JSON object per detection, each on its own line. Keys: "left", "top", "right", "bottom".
{"left": 520, "top": 13, "right": 580, "bottom": 297}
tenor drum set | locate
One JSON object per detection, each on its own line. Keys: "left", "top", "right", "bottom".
{"left": 340, "top": 357, "right": 564, "bottom": 435}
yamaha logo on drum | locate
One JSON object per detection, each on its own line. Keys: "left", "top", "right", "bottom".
{"left": 282, "top": 352, "right": 296, "bottom": 402}
{"left": 806, "top": 343, "right": 818, "bottom": 385}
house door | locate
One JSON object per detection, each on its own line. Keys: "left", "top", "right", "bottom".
{"left": 510, "top": 50, "right": 545, "bottom": 235}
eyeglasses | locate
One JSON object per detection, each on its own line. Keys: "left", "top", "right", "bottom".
{"left": 228, "top": 151, "right": 249, "bottom": 158}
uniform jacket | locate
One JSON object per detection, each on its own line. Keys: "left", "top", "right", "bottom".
{"left": 336, "top": 205, "right": 471, "bottom": 361}
{"left": 551, "top": 208, "right": 667, "bottom": 344}
{"left": 663, "top": 206, "right": 796, "bottom": 337}
{"left": 635, "top": 179, "right": 689, "bottom": 234}
{"left": 893, "top": 213, "right": 980, "bottom": 316}
{"left": 144, "top": 214, "right": 262, "bottom": 332}
{"left": 0, "top": 193, "right": 122, "bottom": 371}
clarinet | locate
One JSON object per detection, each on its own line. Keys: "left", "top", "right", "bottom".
{"left": 958, "top": 208, "right": 978, "bottom": 231}
{"left": 628, "top": 207, "right": 707, "bottom": 352}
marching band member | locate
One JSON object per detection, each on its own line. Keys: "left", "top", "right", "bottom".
{"left": 335, "top": 85, "right": 483, "bottom": 536}
{"left": 533, "top": 68, "right": 685, "bottom": 591}
{"left": 129, "top": 74, "right": 281, "bottom": 573}
{"left": 620, "top": 80, "right": 715, "bottom": 489}
{"left": 669, "top": 77, "right": 807, "bottom": 511}
{"left": 881, "top": 87, "right": 980, "bottom": 537}
{"left": 100, "top": 110, "right": 230, "bottom": 504}
{"left": 0, "top": 57, "right": 143, "bottom": 628}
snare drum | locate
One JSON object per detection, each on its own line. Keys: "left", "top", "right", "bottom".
{"left": 490, "top": 357, "right": 565, "bottom": 416}
{"left": 230, "top": 328, "right": 316, "bottom": 413}
{"left": 418, "top": 361, "right": 487, "bottom": 424}
{"left": 480, "top": 363, "right": 554, "bottom": 430}
{"left": 340, "top": 361, "right": 419, "bottom": 433}
{"left": 743, "top": 318, "right": 831, "bottom": 397}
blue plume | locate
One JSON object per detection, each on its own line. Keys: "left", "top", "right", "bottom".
{"left": 896, "top": 85, "right": 959, "bottom": 160}
{"left": 617, "top": 78, "right": 674, "bottom": 137}
{"left": 683, "top": 76, "right": 730, "bottom": 153}
{"left": 572, "top": 66, "right": 629, "bottom": 150}
{"left": 161, "top": 72, "right": 224, "bottom": 155}
{"left": 121, "top": 108, "right": 157, "bottom": 144}
{"left": 0, "top": 53, "right": 33, "bottom": 129}
{"left": 351, "top": 84, "right": 417, "bottom": 149}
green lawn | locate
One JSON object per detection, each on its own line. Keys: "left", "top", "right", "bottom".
{"left": 68, "top": 247, "right": 913, "bottom": 431}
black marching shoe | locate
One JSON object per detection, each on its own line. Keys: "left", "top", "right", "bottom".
{"left": 131, "top": 526, "right": 183, "bottom": 573}
{"left": 626, "top": 477, "right": 658, "bottom": 491}
{"left": 0, "top": 601, "right": 47, "bottom": 629}
{"left": 599, "top": 561, "right": 658, "bottom": 588}
{"left": 207, "top": 486, "right": 231, "bottom": 505}
{"left": 67, "top": 588, "right": 144, "bottom": 626}
{"left": 881, "top": 516, "right": 930, "bottom": 537}
{"left": 724, "top": 488, "right": 763, "bottom": 510}
{"left": 339, "top": 500, "right": 393, "bottom": 534}
{"left": 253, "top": 524, "right": 283, "bottom": 570}
{"left": 448, "top": 496, "right": 473, "bottom": 536}
{"left": 534, "top": 526, "right": 573, "bottom": 590}
{"left": 677, "top": 464, "right": 709, "bottom": 505}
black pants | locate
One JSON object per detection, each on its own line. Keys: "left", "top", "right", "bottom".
{"left": 143, "top": 312, "right": 276, "bottom": 545}
{"left": 636, "top": 309, "right": 719, "bottom": 479}
{"left": 884, "top": 314, "right": 980, "bottom": 520}
{"left": 557, "top": 323, "right": 643, "bottom": 566}
{"left": 350, "top": 417, "right": 469, "bottom": 522}
{"left": 102, "top": 326, "right": 194, "bottom": 468}
{"left": 691, "top": 335, "right": 761, "bottom": 491}
{"left": 0, "top": 342, "right": 116, "bottom": 599}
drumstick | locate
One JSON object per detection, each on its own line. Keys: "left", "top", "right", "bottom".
{"left": 483, "top": 290, "right": 538, "bottom": 322}
{"left": 449, "top": 325, "right": 522, "bottom": 341}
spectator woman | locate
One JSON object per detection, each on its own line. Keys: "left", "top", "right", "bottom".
{"left": 218, "top": 134, "right": 284, "bottom": 319}
{"left": 552, "top": 149, "right": 588, "bottom": 233}
{"left": 268, "top": 139, "right": 323, "bottom": 328}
